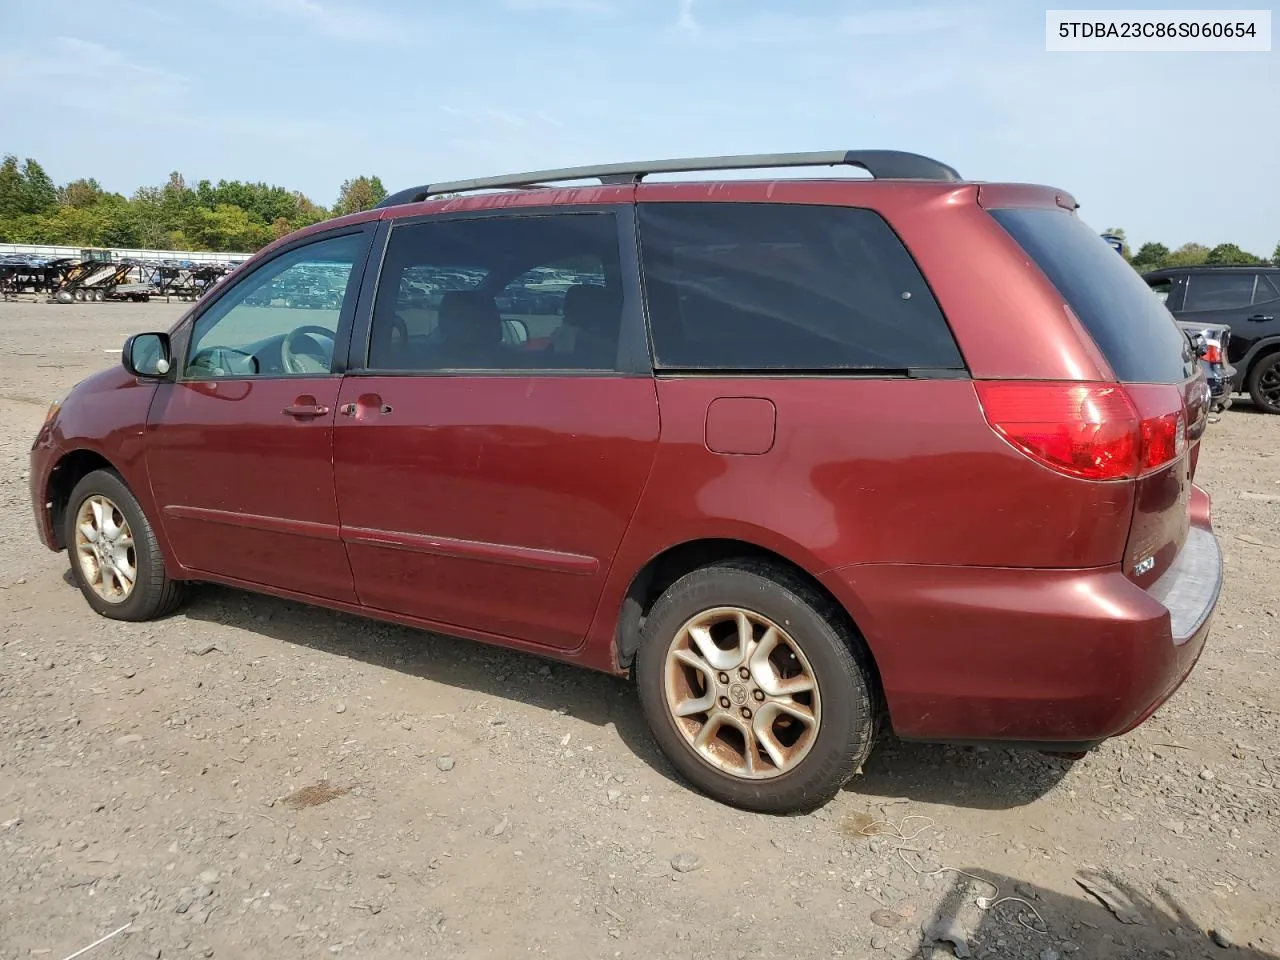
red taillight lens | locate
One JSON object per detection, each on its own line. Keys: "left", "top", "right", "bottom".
{"left": 1126, "top": 383, "right": 1187, "bottom": 471}
{"left": 1202, "top": 342, "right": 1223, "bottom": 364}
{"left": 976, "top": 382, "right": 1186, "bottom": 481}
{"left": 976, "top": 383, "right": 1138, "bottom": 480}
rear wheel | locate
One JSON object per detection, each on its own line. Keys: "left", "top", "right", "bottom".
{"left": 64, "top": 469, "right": 185, "bottom": 621}
{"left": 635, "top": 559, "right": 877, "bottom": 813}
{"left": 1247, "top": 353, "right": 1280, "bottom": 414}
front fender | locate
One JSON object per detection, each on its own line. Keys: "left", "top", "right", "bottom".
{"left": 31, "top": 366, "right": 180, "bottom": 576}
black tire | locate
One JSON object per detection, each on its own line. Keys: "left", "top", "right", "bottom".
{"left": 635, "top": 558, "right": 877, "bottom": 814}
{"left": 1246, "top": 353, "right": 1280, "bottom": 414}
{"left": 63, "top": 469, "right": 185, "bottom": 621}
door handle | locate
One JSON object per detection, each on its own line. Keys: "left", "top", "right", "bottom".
{"left": 282, "top": 403, "right": 330, "bottom": 418}
{"left": 1248, "top": 314, "right": 1274, "bottom": 322}
{"left": 337, "top": 395, "right": 392, "bottom": 420}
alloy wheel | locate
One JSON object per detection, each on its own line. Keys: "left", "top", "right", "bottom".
{"left": 1256, "top": 361, "right": 1280, "bottom": 412}
{"left": 663, "top": 606, "right": 821, "bottom": 780}
{"left": 74, "top": 494, "right": 137, "bottom": 603}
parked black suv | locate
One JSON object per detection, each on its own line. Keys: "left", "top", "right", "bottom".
{"left": 1143, "top": 265, "right": 1280, "bottom": 413}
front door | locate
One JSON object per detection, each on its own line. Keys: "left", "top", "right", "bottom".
{"left": 333, "top": 208, "right": 659, "bottom": 650}
{"left": 146, "top": 228, "right": 372, "bottom": 601}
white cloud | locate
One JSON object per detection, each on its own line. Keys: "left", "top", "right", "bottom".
{"left": 841, "top": 4, "right": 977, "bottom": 37}
{"left": 234, "top": 0, "right": 404, "bottom": 42}
{"left": 503, "top": 0, "right": 611, "bottom": 11}
{"left": 676, "top": 0, "right": 698, "bottom": 33}
{"left": 667, "top": 3, "right": 990, "bottom": 47}
{"left": 0, "top": 36, "right": 187, "bottom": 106}
{"left": 0, "top": 35, "right": 347, "bottom": 162}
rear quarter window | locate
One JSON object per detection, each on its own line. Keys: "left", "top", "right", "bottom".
{"left": 1184, "top": 273, "right": 1255, "bottom": 312}
{"left": 990, "top": 208, "right": 1195, "bottom": 384}
{"left": 637, "top": 202, "right": 965, "bottom": 372}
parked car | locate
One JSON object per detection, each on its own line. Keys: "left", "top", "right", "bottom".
{"left": 30, "top": 150, "right": 1223, "bottom": 814}
{"left": 1183, "top": 324, "right": 1236, "bottom": 411}
{"left": 1143, "top": 265, "right": 1280, "bottom": 413}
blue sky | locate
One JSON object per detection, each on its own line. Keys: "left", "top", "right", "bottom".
{"left": 0, "top": 0, "right": 1276, "bottom": 253}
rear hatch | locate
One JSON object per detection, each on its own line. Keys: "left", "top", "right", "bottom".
{"left": 984, "top": 205, "right": 1208, "bottom": 589}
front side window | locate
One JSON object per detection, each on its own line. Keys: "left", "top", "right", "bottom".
{"left": 637, "top": 201, "right": 964, "bottom": 371}
{"left": 366, "top": 213, "right": 624, "bottom": 372}
{"left": 185, "top": 232, "right": 365, "bottom": 379}
{"left": 1183, "top": 273, "right": 1255, "bottom": 312}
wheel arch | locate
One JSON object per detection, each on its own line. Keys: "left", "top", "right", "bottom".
{"left": 46, "top": 449, "right": 120, "bottom": 550}
{"left": 612, "top": 537, "right": 885, "bottom": 707}
{"left": 1237, "top": 336, "right": 1280, "bottom": 390}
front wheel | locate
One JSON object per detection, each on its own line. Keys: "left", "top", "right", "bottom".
{"left": 635, "top": 559, "right": 878, "bottom": 814}
{"left": 64, "top": 469, "right": 186, "bottom": 621}
{"left": 1247, "top": 353, "right": 1280, "bottom": 414}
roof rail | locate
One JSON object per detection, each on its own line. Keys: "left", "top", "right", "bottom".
{"left": 375, "top": 149, "right": 962, "bottom": 208}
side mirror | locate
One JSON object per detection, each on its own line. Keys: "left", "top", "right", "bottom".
{"left": 122, "top": 332, "right": 173, "bottom": 378}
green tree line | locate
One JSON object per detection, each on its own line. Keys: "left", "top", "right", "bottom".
{"left": 3, "top": 156, "right": 1275, "bottom": 264}
{"left": 0, "top": 154, "right": 388, "bottom": 253}
{"left": 1102, "top": 227, "right": 1279, "bottom": 272}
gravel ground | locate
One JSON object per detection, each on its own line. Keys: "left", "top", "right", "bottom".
{"left": 1, "top": 299, "right": 1277, "bottom": 960}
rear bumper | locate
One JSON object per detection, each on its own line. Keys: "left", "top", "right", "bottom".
{"left": 820, "top": 492, "right": 1222, "bottom": 745}
{"left": 1205, "top": 364, "right": 1234, "bottom": 401}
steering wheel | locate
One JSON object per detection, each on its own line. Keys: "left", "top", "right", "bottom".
{"left": 281, "top": 325, "right": 336, "bottom": 374}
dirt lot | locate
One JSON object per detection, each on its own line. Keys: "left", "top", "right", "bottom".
{"left": 1, "top": 299, "right": 1277, "bottom": 960}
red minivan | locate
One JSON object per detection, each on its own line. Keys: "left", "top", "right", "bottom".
{"left": 29, "top": 151, "right": 1223, "bottom": 813}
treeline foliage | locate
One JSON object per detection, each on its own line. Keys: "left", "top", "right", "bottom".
{"left": 3, "top": 159, "right": 1273, "bottom": 263}
{"left": 0, "top": 154, "right": 389, "bottom": 253}
{"left": 1102, "top": 227, "right": 1279, "bottom": 274}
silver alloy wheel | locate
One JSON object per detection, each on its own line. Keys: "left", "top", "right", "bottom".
{"left": 74, "top": 494, "right": 137, "bottom": 603}
{"left": 663, "top": 606, "right": 822, "bottom": 780}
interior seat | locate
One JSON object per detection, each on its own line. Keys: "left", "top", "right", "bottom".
{"left": 432, "top": 290, "right": 504, "bottom": 369}
{"left": 550, "top": 284, "right": 621, "bottom": 369}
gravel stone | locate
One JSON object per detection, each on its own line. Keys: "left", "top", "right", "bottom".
{"left": 670, "top": 852, "right": 702, "bottom": 873}
{"left": 0, "top": 298, "right": 1276, "bottom": 960}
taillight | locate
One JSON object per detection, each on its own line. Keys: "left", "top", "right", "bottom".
{"left": 1202, "top": 342, "right": 1223, "bottom": 364}
{"left": 976, "top": 381, "right": 1186, "bottom": 481}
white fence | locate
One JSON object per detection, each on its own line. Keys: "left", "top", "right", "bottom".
{"left": 0, "top": 242, "right": 252, "bottom": 264}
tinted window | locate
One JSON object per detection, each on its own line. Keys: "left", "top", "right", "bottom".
{"left": 186, "top": 232, "right": 364, "bottom": 379}
{"left": 637, "top": 202, "right": 964, "bottom": 371}
{"left": 366, "top": 214, "right": 624, "bottom": 372}
{"left": 1146, "top": 278, "right": 1172, "bottom": 303}
{"left": 499, "top": 255, "right": 608, "bottom": 355}
{"left": 1183, "top": 273, "right": 1255, "bottom": 311}
{"left": 1254, "top": 274, "right": 1280, "bottom": 305}
{"left": 990, "top": 208, "right": 1195, "bottom": 383}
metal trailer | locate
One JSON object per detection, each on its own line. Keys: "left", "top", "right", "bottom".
{"left": 1, "top": 255, "right": 80, "bottom": 299}
{"left": 48, "top": 260, "right": 102, "bottom": 301}
{"left": 147, "top": 260, "right": 236, "bottom": 301}
{"left": 2, "top": 247, "right": 240, "bottom": 304}
{"left": 92, "top": 262, "right": 155, "bottom": 302}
